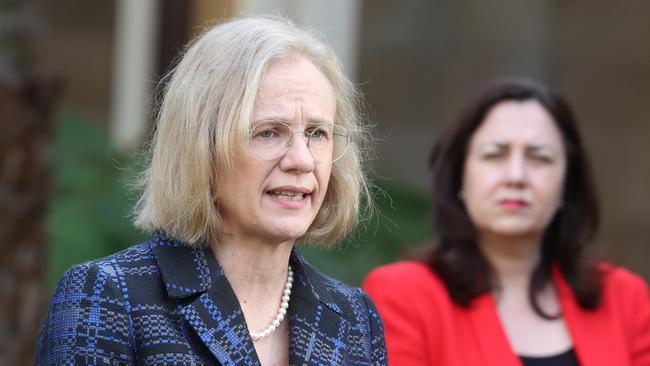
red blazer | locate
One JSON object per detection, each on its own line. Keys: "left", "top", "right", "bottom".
{"left": 363, "top": 261, "right": 650, "bottom": 366}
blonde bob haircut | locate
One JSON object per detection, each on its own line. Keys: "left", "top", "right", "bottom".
{"left": 134, "top": 15, "right": 373, "bottom": 247}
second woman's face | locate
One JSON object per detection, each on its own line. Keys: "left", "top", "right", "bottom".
{"left": 215, "top": 56, "right": 336, "bottom": 244}
{"left": 462, "top": 100, "right": 567, "bottom": 240}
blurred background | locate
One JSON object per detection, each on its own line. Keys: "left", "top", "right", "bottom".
{"left": 1, "top": 0, "right": 649, "bottom": 363}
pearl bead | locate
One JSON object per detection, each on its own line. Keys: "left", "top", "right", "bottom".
{"left": 248, "top": 265, "right": 293, "bottom": 342}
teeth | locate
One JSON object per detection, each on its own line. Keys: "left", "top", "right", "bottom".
{"left": 269, "top": 191, "right": 306, "bottom": 200}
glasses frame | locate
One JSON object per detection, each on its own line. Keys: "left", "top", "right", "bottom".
{"left": 247, "top": 120, "right": 350, "bottom": 164}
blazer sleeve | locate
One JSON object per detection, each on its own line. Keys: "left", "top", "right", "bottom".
{"left": 622, "top": 270, "right": 650, "bottom": 366}
{"left": 35, "top": 263, "right": 135, "bottom": 365}
{"left": 362, "top": 264, "right": 430, "bottom": 365}
{"left": 359, "top": 289, "right": 389, "bottom": 365}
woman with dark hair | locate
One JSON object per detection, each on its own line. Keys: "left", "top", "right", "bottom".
{"left": 363, "top": 79, "right": 650, "bottom": 365}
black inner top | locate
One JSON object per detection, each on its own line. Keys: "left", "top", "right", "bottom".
{"left": 520, "top": 348, "right": 580, "bottom": 366}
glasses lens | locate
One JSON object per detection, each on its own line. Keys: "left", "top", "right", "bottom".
{"left": 250, "top": 121, "right": 292, "bottom": 160}
{"left": 308, "top": 125, "right": 349, "bottom": 163}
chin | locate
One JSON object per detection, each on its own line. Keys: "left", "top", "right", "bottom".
{"left": 490, "top": 224, "right": 542, "bottom": 238}
{"left": 257, "top": 210, "right": 321, "bottom": 241}
{"left": 266, "top": 222, "right": 311, "bottom": 242}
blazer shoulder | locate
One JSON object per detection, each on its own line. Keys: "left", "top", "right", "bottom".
{"left": 300, "top": 257, "right": 368, "bottom": 305}
{"left": 363, "top": 260, "right": 447, "bottom": 296}
{"left": 296, "top": 257, "right": 388, "bottom": 364}
{"left": 599, "top": 262, "right": 649, "bottom": 302}
{"left": 52, "top": 241, "right": 154, "bottom": 296}
{"left": 36, "top": 243, "right": 151, "bottom": 365}
{"left": 298, "top": 256, "right": 384, "bottom": 325}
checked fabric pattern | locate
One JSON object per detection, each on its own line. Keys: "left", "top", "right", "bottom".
{"left": 35, "top": 233, "right": 387, "bottom": 365}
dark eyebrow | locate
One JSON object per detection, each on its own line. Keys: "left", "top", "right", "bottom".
{"left": 526, "top": 144, "right": 559, "bottom": 153}
{"left": 478, "top": 142, "right": 561, "bottom": 154}
{"left": 479, "top": 141, "right": 509, "bottom": 150}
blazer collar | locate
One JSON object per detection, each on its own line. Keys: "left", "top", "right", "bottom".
{"left": 151, "top": 233, "right": 348, "bottom": 365}
{"left": 287, "top": 251, "right": 351, "bottom": 364}
{"left": 151, "top": 232, "right": 339, "bottom": 312}
{"left": 287, "top": 250, "right": 340, "bottom": 315}
{"left": 150, "top": 232, "right": 212, "bottom": 298}
{"left": 152, "top": 232, "right": 258, "bottom": 364}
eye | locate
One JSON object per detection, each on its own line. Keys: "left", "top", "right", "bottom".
{"left": 252, "top": 122, "right": 286, "bottom": 140}
{"left": 307, "top": 126, "right": 330, "bottom": 140}
{"left": 255, "top": 128, "right": 277, "bottom": 138}
{"left": 481, "top": 151, "right": 505, "bottom": 160}
{"left": 531, "top": 155, "right": 554, "bottom": 164}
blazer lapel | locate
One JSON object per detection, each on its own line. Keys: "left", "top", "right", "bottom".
{"left": 553, "top": 267, "right": 624, "bottom": 366}
{"left": 288, "top": 252, "right": 351, "bottom": 365}
{"left": 152, "top": 233, "right": 261, "bottom": 365}
{"left": 466, "top": 293, "right": 523, "bottom": 366}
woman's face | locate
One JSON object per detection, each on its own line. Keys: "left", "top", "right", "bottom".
{"left": 461, "top": 100, "right": 566, "bottom": 241}
{"left": 215, "top": 56, "right": 336, "bottom": 244}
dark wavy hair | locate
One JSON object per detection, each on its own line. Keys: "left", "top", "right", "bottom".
{"left": 427, "top": 78, "right": 602, "bottom": 318}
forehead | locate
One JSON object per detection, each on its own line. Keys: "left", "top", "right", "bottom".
{"left": 470, "top": 100, "right": 565, "bottom": 149}
{"left": 252, "top": 56, "right": 335, "bottom": 119}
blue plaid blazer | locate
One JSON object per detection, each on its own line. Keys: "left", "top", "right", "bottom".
{"left": 36, "top": 233, "right": 387, "bottom": 365}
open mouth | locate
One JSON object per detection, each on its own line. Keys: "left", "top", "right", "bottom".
{"left": 267, "top": 190, "right": 309, "bottom": 201}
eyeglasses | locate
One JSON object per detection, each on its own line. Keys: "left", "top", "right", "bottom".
{"left": 248, "top": 120, "right": 350, "bottom": 163}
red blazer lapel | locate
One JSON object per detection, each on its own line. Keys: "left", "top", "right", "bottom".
{"left": 467, "top": 293, "right": 524, "bottom": 366}
{"left": 553, "top": 267, "right": 628, "bottom": 366}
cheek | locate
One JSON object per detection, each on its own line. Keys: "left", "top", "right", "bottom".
{"left": 462, "top": 161, "right": 498, "bottom": 198}
{"left": 534, "top": 169, "right": 565, "bottom": 202}
{"left": 462, "top": 168, "right": 489, "bottom": 221}
{"left": 315, "top": 165, "right": 333, "bottom": 202}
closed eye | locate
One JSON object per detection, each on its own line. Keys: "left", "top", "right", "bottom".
{"left": 530, "top": 155, "right": 554, "bottom": 164}
{"left": 481, "top": 152, "right": 506, "bottom": 160}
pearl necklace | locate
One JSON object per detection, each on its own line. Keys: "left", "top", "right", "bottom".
{"left": 249, "top": 266, "right": 293, "bottom": 342}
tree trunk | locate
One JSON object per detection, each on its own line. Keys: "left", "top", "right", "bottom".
{"left": 0, "top": 71, "right": 61, "bottom": 366}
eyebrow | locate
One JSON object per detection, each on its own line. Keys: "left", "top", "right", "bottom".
{"left": 252, "top": 118, "right": 334, "bottom": 126}
{"left": 479, "top": 141, "right": 560, "bottom": 153}
{"left": 527, "top": 144, "right": 556, "bottom": 153}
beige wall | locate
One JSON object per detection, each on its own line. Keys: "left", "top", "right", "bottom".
{"left": 549, "top": 1, "right": 650, "bottom": 277}
{"left": 358, "top": 1, "right": 650, "bottom": 279}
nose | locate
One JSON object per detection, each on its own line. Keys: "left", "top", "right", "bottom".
{"left": 279, "top": 133, "right": 315, "bottom": 173}
{"left": 504, "top": 154, "right": 527, "bottom": 187}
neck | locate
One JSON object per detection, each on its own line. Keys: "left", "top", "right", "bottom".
{"left": 479, "top": 232, "right": 542, "bottom": 287}
{"left": 209, "top": 234, "right": 295, "bottom": 336}
{"left": 209, "top": 235, "right": 294, "bottom": 292}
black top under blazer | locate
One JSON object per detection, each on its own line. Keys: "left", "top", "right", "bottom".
{"left": 35, "top": 232, "right": 387, "bottom": 365}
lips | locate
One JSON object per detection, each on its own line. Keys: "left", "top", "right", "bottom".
{"left": 266, "top": 186, "right": 313, "bottom": 206}
{"left": 499, "top": 199, "right": 529, "bottom": 209}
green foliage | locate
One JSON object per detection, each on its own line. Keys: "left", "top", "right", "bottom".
{"left": 48, "top": 114, "right": 432, "bottom": 287}
{"left": 299, "top": 180, "right": 433, "bottom": 286}
{"left": 48, "top": 113, "right": 146, "bottom": 288}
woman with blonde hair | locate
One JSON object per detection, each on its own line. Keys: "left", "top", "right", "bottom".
{"left": 37, "top": 16, "right": 386, "bottom": 365}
